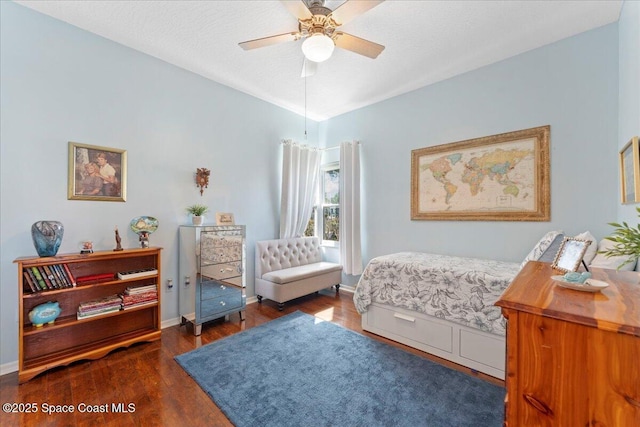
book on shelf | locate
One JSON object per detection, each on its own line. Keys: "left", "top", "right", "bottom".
{"left": 117, "top": 268, "right": 158, "bottom": 280}
{"left": 77, "top": 306, "right": 121, "bottom": 320}
{"left": 62, "top": 263, "right": 76, "bottom": 287}
{"left": 78, "top": 295, "right": 122, "bottom": 311}
{"left": 52, "top": 264, "right": 69, "bottom": 288}
{"left": 43, "top": 265, "right": 61, "bottom": 289}
{"left": 30, "top": 267, "right": 48, "bottom": 291}
{"left": 124, "top": 284, "right": 157, "bottom": 294}
{"left": 37, "top": 266, "right": 54, "bottom": 289}
{"left": 122, "top": 300, "right": 157, "bottom": 310}
{"left": 75, "top": 273, "right": 115, "bottom": 284}
{"left": 23, "top": 271, "right": 38, "bottom": 293}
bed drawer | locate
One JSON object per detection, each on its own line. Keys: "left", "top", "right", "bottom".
{"left": 366, "top": 304, "right": 453, "bottom": 353}
{"left": 459, "top": 329, "right": 505, "bottom": 370}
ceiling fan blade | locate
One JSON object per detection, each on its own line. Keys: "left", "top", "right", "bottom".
{"left": 328, "top": 0, "right": 384, "bottom": 26}
{"left": 280, "top": 0, "right": 313, "bottom": 20}
{"left": 239, "top": 32, "right": 300, "bottom": 50}
{"left": 334, "top": 32, "right": 385, "bottom": 59}
{"left": 301, "top": 58, "right": 317, "bottom": 77}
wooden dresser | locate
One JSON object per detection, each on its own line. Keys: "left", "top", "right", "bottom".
{"left": 495, "top": 261, "right": 640, "bottom": 426}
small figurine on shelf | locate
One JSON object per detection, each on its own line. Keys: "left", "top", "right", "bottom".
{"left": 139, "top": 231, "right": 150, "bottom": 248}
{"left": 114, "top": 226, "right": 123, "bottom": 251}
{"left": 80, "top": 241, "right": 93, "bottom": 254}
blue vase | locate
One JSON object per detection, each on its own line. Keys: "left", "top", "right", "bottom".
{"left": 31, "top": 221, "right": 64, "bottom": 257}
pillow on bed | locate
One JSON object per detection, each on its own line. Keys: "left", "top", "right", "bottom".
{"left": 520, "top": 230, "right": 564, "bottom": 269}
{"left": 590, "top": 238, "right": 637, "bottom": 271}
{"left": 537, "top": 233, "right": 566, "bottom": 263}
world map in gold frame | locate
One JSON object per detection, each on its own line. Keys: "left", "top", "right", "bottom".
{"left": 411, "top": 125, "right": 550, "bottom": 221}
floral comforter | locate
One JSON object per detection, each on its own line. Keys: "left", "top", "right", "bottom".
{"left": 353, "top": 252, "right": 521, "bottom": 336}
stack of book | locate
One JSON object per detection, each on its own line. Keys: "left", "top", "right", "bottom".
{"left": 77, "top": 295, "right": 122, "bottom": 320}
{"left": 23, "top": 264, "right": 76, "bottom": 293}
{"left": 121, "top": 284, "right": 158, "bottom": 310}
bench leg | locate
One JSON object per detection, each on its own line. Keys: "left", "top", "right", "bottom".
{"left": 277, "top": 302, "right": 284, "bottom": 311}
{"left": 335, "top": 284, "right": 340, "bottom": 293}
{"left": 257, "top": 295, "right": 263, "bottom": 303}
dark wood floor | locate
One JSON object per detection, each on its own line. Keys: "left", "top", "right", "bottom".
{"left": 1, "top": 290, "right": 503, "bottom": 426}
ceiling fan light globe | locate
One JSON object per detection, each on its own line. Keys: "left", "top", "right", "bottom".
{"left": 301, "top": 34, "right": 334, "bottom": 63}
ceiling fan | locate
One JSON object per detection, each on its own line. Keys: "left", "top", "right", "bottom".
{"left": 239, "top": 0, "right": 385, "bottom": 74}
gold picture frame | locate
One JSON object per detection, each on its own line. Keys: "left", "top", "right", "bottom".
{"left": 552, "top": 237, "right": 591, "bottom": 273}
{"left": 619, "top": 136, "right": 640, "bottom": 204}
{"left": 411, "top": 125, "right": 550, "bottom": 221}
{"left": 215, "top": 212, "right": 235, "bottom": 226}
{"left": 68, "top": 142, "right": 127, "bottom": 202}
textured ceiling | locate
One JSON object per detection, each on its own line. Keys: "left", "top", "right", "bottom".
{"left": 16, "top": 0, "right": 623, "bottom": 121}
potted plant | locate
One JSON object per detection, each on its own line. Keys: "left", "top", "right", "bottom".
{"left": 186, "top": 204, "right": 209, "bottom": 226}
{"left": 601, "top": 206, "right": 640, "bottom": 268}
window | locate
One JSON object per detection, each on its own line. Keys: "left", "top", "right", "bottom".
{"left": 304, "top": 162, "right": 339, "bottom": 245}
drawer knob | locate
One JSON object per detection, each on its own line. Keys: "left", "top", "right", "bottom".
{"left": 220, "top": 285, "right": 226, "bottom": 290}
{"left": 220, "top": 301, "right": 226, "bottom": 306}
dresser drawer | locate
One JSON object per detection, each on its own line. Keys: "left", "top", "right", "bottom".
{"left": 201, "top": 280, "right": 238, "bottom": 300}
{"left": 201, "top": 261, "right": 242, "bottom": 280}
{"left": 200, "top": 291, "right": 243, "bottom": 318}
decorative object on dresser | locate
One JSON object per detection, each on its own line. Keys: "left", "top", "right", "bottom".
{"left": 411, "top": 125, "right": 550, "bottom": 221}
{"left": 114, "top": 226, "right": 123, "bottom": 251}
{"left": 68, "top": 141, "right": 126, "bottom": 202}
{"left": 215, "top": 212, "right": 235, "bottom": 226}
{"left": 495, "top": 261, "right": 640, "bottom": 426}
{"left": 195, "top": 167, "right": 210, "bottom": 196}
{"left": 254, "top": 237, "right": 342, "bottom": 311}
{"left": 599, "top": 206, "right": 640, "bottom": 269}
{"left": 550, "top": 236, "right": 591, "bottom": 272}
{"left": 186, "top": 204, "right": 209, "bottom": 226}
{"left": 619, "top": 136, "right": 640, "bottom": 204}
{"left": 14, "top": 247, "right": 162, "bottom": 383}
{"left": 179, "top": 225, "right": 246, "bottom": 335}
{"left": 130, "top": 216, "right": 158, "bottom": 248}
{"left": 31, "top": 220, "right": 64, "bottom": 257}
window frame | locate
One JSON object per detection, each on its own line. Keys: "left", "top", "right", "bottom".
{"left": 305, "top": 161, "right": 340, "bottom": 247}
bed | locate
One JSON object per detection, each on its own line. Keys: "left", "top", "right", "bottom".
{"left": 353, "top": 252, "right": 522, "bottom": 380}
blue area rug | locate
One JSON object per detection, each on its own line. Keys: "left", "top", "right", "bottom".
{"left": 175, "top": 311, "right": 504, "bottom": 427}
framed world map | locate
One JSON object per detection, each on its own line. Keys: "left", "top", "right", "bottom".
{"left": 411, "top": 125, "right": 550, "bottom": 221}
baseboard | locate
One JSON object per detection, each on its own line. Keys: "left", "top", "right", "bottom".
{"left": 1, "top": 360, "right": 18, "bottom": 376}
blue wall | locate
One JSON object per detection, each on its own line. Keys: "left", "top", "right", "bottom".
{"left": 618, "top": 1, "right": 640, "bottom": 224}
{"left": 0, "top": 2, "right": 317, "bottom": 368}
{"left": 0, "top": 1, "right": 631, "bottom": 370}
{"left": 321, "top": 24, "right": 619, "bottom": 265}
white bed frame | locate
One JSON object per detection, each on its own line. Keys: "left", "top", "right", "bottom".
{"left": 361, "top": 302, "right": 506, "bottom": 380}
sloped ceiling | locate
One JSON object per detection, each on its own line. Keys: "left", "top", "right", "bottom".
{"left": 16, "top": 0, "right": 623, "bottom": 121}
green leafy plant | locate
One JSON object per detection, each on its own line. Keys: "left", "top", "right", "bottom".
{"left": 186, "top": 204, "right": 209, "bottom": 216}
{"left": 602, "top": 206, "right": 640, "bottom": 267}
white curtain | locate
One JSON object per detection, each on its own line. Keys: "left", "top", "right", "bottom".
{"left": 339, "top": 141, "right": 362, "bottom": 275}
{"left": 280, "top": 140, "right": 321, "bottom": 239}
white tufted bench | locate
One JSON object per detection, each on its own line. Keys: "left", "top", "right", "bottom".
{"left": 255, "top": 237, "right": 342, "bottom": 310}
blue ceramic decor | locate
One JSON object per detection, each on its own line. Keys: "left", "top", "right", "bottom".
{"left": 31, "top": 221, "right": 64, "bottom": 257}
{"left": 29, "top": 301, "right": 62, "bottom": 327}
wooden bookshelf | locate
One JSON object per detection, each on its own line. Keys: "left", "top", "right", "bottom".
{"left": 14, "top": 248, "right": 162, "bottom": 383}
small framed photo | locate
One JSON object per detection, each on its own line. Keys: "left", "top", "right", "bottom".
{"left": 619, "top": 136, "right": 640, "bottom": 204}
{"left": 216, "top": 212, "right": 235, "bottom": 226}
{"left": 68, "top": 142, "right": 127, "bottom": 202}
{"left": 552, "top": 237, "right": 591, "bottom": 273}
